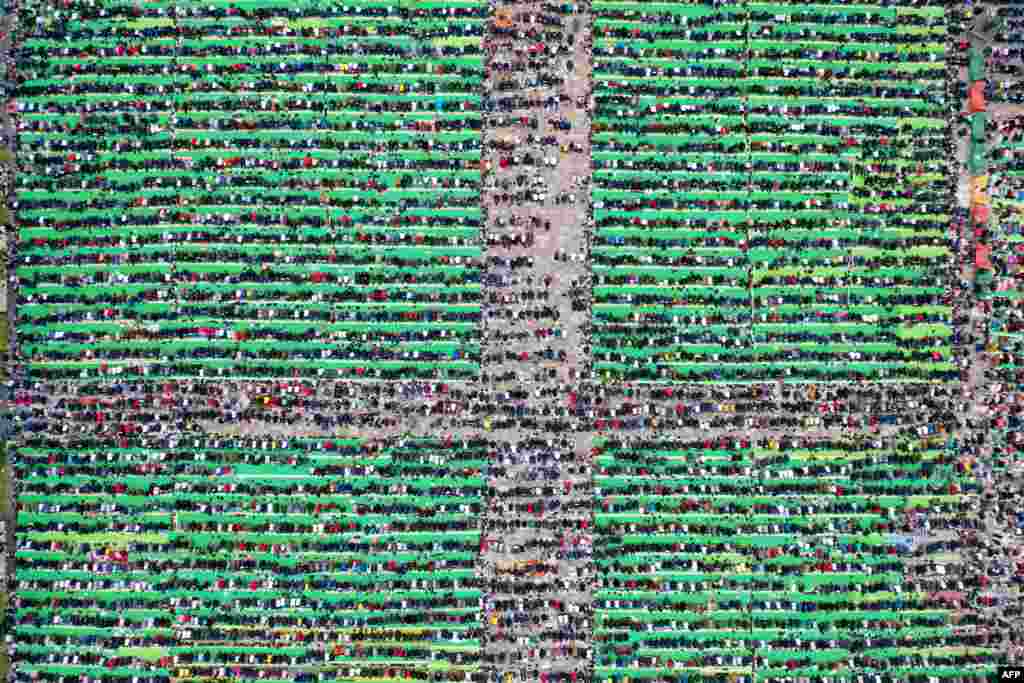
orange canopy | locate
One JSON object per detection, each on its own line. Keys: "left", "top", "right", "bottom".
{"left": 968, "top": 81, "right": 987, "bottom": 113}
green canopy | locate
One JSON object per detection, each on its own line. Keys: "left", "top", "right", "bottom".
{"left": 968, "top": 47, "right": 986, "bottom": 82}
{"left": 971, "top": 112, "right": 987, "bottom": 143}
{"left": 968, "top": 143, "right": 988, "bottom": 175}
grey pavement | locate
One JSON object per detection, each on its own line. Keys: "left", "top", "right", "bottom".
{"left": 477, "top": 2, "right": 594, "bottom": 680}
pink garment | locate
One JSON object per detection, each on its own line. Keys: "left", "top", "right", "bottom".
{"left": 968, "top": 81, "right": 987, "bottom": 113}
{"left": 976, "top": 244, "right": 993, "bottom": 270}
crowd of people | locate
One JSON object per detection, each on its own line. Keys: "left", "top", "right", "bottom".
{"left": 11, "top": 437, "right": 491, "bottom": 681}
{"left": 12, "top": 0, "right": 490, "bottom": 384}
{"left": 0, "top": 0, "right": 1022, "bottom": 683}
{"left": 964, "top": 3, "right": 1024, "bottom": 641}
{"left": 476, "top": 1, "right": 595, "bottom": 680}
{"left": 970, "top": 1, "right": 1023, "bottom": 102}
{"left": 589, "top": 1, "right": 954, "bottom": 384}
{"left": 589, "top": 434, "right": 1008, "bottom": 676}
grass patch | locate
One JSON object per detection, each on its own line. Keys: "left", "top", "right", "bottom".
{"left": 125, "top": 17, "right": 173, "bottom": 28}
{"left": 432, "top": 36, "right": 480, "bottom": 48}
{"left": 116, "top": 647, "right": 168, "bottom": 663}
{"left": 26, "top": 532, "right": 171, "bottom": 547}
{"left": 895, "top": 323, "right": 953, "bottom": 340}
{"left": 287, "top": 18, "right": 326, "bottom": 29}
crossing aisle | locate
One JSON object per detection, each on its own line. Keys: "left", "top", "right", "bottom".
{"left": 479, "top": 1, "right": 595, "bottom": 681}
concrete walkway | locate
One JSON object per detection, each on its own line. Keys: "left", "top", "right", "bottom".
{"left": 477, "top": 2, "right": 594, "bottom": 681}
